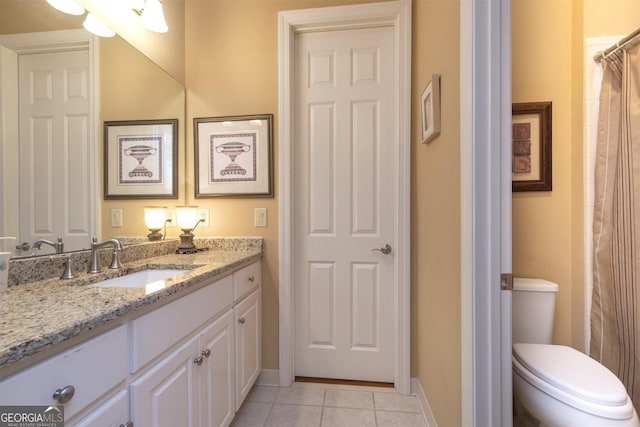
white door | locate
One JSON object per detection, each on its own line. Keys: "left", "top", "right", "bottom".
{"left": 18, "top": 49, "right": 93, "bottom": 253}
{"left": 294, "top": 26, "right": 396, "bottom": 382}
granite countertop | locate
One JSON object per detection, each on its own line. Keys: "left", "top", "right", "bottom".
{"left": 0, "top": 247, "right": 262, "bottom": 374}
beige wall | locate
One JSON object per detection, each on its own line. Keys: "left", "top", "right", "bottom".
{"left": 583, "top": 0, "right": 640, "bottom": 36}
{"left": 512, "top": 0, "right": 576, "bottom": 347}
{"left": 513, "top": 0, "right": 640, "bottom": 351}
{"left": 99, "top": 36, "right": 186, "bottom": 239}
{"left": 185, "top": 0, "right": 462, "bottom": 424}
{"left": 411, "top": 0, "right": 461, "bottom": 425}
{"left": 0, "top": 0, "right": 84, "bottom": 34}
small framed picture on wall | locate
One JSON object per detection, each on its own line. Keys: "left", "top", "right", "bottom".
{"left": 512, "top": 102, "right": 552, "bottom": 192}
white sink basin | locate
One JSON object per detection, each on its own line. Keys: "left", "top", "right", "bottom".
{"left": 92, "top": 269, "right": 189, "bottom": 290}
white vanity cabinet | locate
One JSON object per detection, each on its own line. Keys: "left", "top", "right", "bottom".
{"left": 0, "top": 259, "right": 261, "bottom": 427}
{"left": 70, "top": 389, "right": 130, "bottom": 427}
{"left": 234, "top": 288, "right": 260, "bottom": 410}
{"left": 0, "top": 324, "right": 130, "bottom": 426}
{"left": 130, "top": 260, "right": 261, "bottom": 427}
{"left": 232, "top": 261, "right": 261, "bottom": 410}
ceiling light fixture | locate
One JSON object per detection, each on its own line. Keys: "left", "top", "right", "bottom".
{"left": 46, "top": 0, "right": 85, "bottom": 16}
{"left": 139, "top": 0, "right": 169, "bottom": 33}
{"left": 83, "top": 13, "right": 116, "bottom": 38}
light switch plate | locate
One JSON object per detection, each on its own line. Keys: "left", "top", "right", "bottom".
{"left": 111, "top": 209, "right": 123, "bottom": 228}
{"left": 255, "top": 208, "right": 267, "bottom": 227}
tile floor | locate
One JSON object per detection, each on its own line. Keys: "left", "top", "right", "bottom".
{"left": 231, "top": 382, "right": 428, "bottom": 427}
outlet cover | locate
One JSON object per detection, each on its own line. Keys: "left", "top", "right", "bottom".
{"left": 197, "top": 208, "right": 210, "bottom": 227}
{"left": 255, "top": 208, "right": 267, "bottom": 227}
{"left": 166, "top": 208, "right": 177, "bottom": 226}
{"left": 111, "top": 209, "right": 123, "bottom": 228}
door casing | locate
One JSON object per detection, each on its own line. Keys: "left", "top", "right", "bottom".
{"left": 278, "top": 0, "right": 412, "bottom": 394}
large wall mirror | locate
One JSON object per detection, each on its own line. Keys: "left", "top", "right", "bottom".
{"left": 0, "top": 0, "right": 185, "bottom": 258}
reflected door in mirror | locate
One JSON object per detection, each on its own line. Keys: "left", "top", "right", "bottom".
{"left": 18, "top": 49, "right": 93, "bottom": 253}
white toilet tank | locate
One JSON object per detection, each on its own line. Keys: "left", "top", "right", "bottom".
{"left": 512, "top": 278, "right": 559, "bottom": 344}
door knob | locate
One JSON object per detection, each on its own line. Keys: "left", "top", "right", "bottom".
{"left": 371, "top": 244, "right": 392, "bottom": 255}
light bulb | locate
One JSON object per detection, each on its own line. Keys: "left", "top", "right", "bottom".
{"left": 176, "top": 206, "right": 198, "bottom": 230}
{"left": 144, "top": 207, "right": 167, "bottom": 229}
{"left": 83, "top": 13, "right": 116, "bottom": 38}
{"left": 140, "top": 0, "right": 169, "bottom": 33}
{"left": 47, "top": 0, "right": 85, "bottom": 16}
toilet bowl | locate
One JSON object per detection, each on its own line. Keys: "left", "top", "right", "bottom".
{"left": 512, "top": 278, "right": 640, "bottom": 427}
{"left": 513, "top": 343, "right": 639, "bottom": 427}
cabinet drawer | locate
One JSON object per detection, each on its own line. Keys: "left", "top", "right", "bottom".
{"left": 70, "top": 389, "right": 129, "bottom": 427}
{"left": 233, "top": 261, "right": 260, "bottom": 302}
{"left": 0, "top": 325, "right": 128, "bottom": 420}
{"left": 130, "top": 275, "right": 233, "bottom": 372}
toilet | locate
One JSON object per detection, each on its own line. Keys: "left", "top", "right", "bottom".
{"left": 512, "top": 278, "right": 640, "bottom": 427}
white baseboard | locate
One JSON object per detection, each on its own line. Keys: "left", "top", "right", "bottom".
{"left": 411, "top": 377, "right": 438, "bottom": 427}
{"left": 257, "top": 369, "right": 280, "bottom": 386}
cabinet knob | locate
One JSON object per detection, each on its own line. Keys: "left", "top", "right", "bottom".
{"left": 201, "top": 349, "right": 211, "bottom": 358}
{"left": 238, "top": 317, "right": 246, "bottom": 324}
{"left": 193, "top": 355, "right": 204, "bottom": 366}
{"left": 52, "top": 385, "right": 75, "bottom": 404}
{"left": 248, "top": 275, "right": 255, "bottom": 282}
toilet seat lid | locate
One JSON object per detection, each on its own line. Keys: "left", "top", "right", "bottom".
{"left": 513, "top": 343, "right": 628, "bottom": 407}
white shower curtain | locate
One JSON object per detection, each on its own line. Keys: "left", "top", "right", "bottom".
{"left": 592, "top": 38, "right": 640, "bottom": 411}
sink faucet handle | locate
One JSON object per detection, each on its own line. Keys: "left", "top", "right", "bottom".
{"left": 49, "top": 254, "right": 76, "bottom": 279}
{"left": 109, "top": 249, "right": 122, "bottom": 270}
{"left": 60, "top": 254, "right": 76, "bottom": 279}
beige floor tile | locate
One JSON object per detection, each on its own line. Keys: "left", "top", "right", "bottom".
{"left": 321, "top": 407, "right": 376, "bottom": 427}
{"left": 276, "top": 386, "right": 326, "bottom": 406}
{"left": 324, "top": 389, "right": 374, "bottom": 409}
{"left": 373, "top": 392, "right": 420, "bottom": 413}
{"left": 265, "top": 404, "right": 323, "bottom": 427}
{"left": 247, "top": 385, "right": 280, "bottom": 403}
{"left": 376, "top": 411, "right": 427, "bottom": 427}
{"left": 230, "top": 401, "right": 271, "bottom": 427}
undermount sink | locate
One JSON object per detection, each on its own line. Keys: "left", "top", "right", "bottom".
{"left": 91, "top": 269, "right": 189, "bottom": 290}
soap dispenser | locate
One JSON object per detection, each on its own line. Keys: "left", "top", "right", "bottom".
{"left": 0, "top": 237, "right": 16, "bottom": 293}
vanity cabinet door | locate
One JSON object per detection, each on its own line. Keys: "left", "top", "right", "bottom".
{"left": 198, "top": 310, "right": 235, "bottom": 427}
{"left": 69, "top": 389, "right": 129, "bottom": 427}
{"left": 130, "top": 337, "right": 199, "bottom": 427}
{"left": 234, "top": 288, "right": 261, "bottom": 410}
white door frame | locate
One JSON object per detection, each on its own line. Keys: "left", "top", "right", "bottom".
{"left": 460, "top": 0, "right": 513, "bottom": 426}
{"left": 0, "top": 29, "right": 100, "bottom": 244}
{"left": 278, "top": 0, "right": 412, "bottom": 393}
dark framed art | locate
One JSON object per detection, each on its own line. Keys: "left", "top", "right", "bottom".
{"left": 104, "top": 119, "right": 178, "bottom": 199}
{"left": 512, "top": 102, "right": 552, "bottom": 192}
{"left": 194, "top": 114, "right": 274, "bottom": 198}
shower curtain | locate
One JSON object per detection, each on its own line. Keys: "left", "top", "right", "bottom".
{"left": 592, "top": 39, "right": 640, "bottom": 411}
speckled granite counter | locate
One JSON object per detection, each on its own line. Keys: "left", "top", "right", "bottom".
{"left": 0, "top": 238, "right": 262, "bottom": 376}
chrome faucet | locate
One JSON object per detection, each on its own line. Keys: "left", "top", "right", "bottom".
{"left": 32, "top": 236, "right": 64, "bottom": 254}
{"left": 88, "top": 237, "right": 123, "bottom": 274}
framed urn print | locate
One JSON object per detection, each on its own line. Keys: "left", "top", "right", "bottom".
{"left": 104, "top": 119, "right": 178, "bottom": 199}
{"left": 512, "top": 102, "right": 552, "bottom": 192}
{"left": 194, "top": 114, "right": 274, "bottom": 198}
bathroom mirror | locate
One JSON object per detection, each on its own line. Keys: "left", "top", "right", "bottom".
{"left": 0, "top": 0, "right": 185, "bottom": 258}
